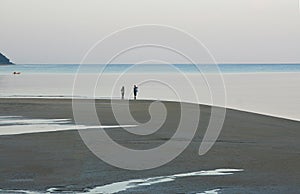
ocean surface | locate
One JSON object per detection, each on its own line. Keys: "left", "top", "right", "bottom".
{"left": 1, "top": 63, "right": 300, "bottom": 74}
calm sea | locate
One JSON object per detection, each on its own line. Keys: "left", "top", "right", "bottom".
{"left": 1, "top": 64, "right": 300, "bottom": 74}
{"left": 1, "top": 63, "right": 299, "bottom": 100}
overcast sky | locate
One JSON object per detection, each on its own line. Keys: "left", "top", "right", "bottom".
{"left": 1, "top": 0, "right": 300, "bottom": 64}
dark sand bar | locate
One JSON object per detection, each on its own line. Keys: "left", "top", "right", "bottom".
{"left": 0, "top": 98, "right": 299, "bottom": 193}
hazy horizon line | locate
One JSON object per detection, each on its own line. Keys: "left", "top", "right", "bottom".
{"left": 9, "top": 62, "right": 300, "bottom": 65}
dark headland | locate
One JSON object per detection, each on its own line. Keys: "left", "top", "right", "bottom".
{"left": 0, "top": 52, "right": 14, "bottom": 65}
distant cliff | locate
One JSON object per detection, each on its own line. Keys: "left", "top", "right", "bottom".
{"left": 0, "top": 52, "right": 13, "bottom": 65}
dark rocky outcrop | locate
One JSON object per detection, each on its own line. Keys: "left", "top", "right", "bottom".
{"left": 0, "top": 52, "right": 13, "bottom": 65}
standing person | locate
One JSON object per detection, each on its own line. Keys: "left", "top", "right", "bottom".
{"left": 121, "top": 86, "right": 125, "bottom": 99}
{"left": 133, "top": 85, "right": 138, "bottom": 100}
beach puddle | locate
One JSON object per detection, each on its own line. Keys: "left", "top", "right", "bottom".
{"left": 0, "top": 169, "right": 242, "bottom": 194}
{"left": 87, "top": 169, "right": 243, "bottom": 193}
{"left": 0, "top": 116, "right": 137, "bottom": 135}
{"left": 198, "top": 189, "right": 221, "bottom": 194}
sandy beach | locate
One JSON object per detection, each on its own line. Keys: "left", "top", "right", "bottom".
{"left": 0, "top": 98, "right": 299, "bottom": 193}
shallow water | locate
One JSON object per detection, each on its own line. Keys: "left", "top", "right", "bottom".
{"left": 0, "top": 169, "right": 243, "bottom": 194}
{"left": 0, "top": 116, "right": 137, "bottom": 136}
{"left": 87, "top": 169, "right": 243, "bottom": 193}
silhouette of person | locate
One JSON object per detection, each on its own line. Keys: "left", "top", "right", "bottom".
{"left": 133, "top": 85, "right": 138, "bottom": 100}
{"left": 121, "top": 86, "right": 125, "bottom": 99}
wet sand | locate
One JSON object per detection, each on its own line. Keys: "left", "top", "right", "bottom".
{"left": 0, "top": 98, "right": 299, "bottom": 193}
